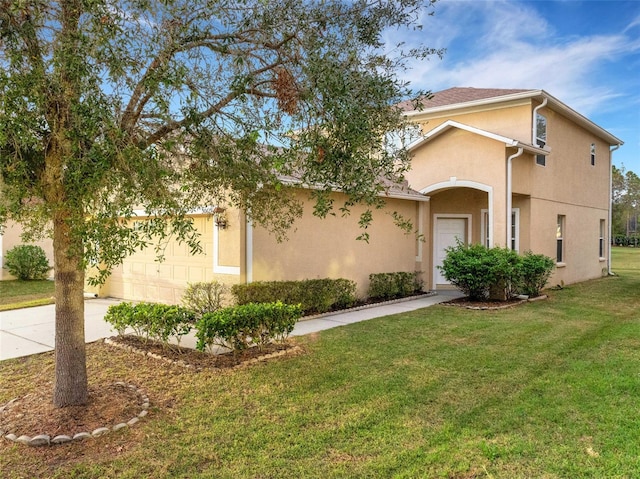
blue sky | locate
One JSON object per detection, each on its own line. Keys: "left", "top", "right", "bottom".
{"left": 390, "top": 0, "right": 640, "bottom": 172}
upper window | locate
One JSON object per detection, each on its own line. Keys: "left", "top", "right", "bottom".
{"left": 590, "top": 143, "right": 596, "bottom": 166}
{"left": 535, "top": 113, "right": 547, "bottom": 166}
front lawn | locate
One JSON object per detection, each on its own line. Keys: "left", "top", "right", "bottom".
{"left": 0, "top": 279, "right": 55, "bottom": 310}
{"left": 1, "top": 248, "right": 639, "bottom": 478}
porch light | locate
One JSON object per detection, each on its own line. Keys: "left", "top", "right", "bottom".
{"left": 213, "top": 207, "right": 228, "bottom": 229}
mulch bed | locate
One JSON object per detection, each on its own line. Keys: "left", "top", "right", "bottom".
{"left": 106, "top": 335, "right": 300, "bottom": 370}
{"left": 0, "top": 337, "right": 301, "bottom": 448}
{"left": 0, "top": 382, "right": 142, "bottom": 440}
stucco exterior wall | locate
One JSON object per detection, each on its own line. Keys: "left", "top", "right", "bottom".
{"left": 95, "top": 214, "right": 242, "bottom": 304}
{"left": 251, "top": 191, "right": 426, "bottom": 297}
{"left": 529, "top": 197, "right": 608, "bottom": 286}
{"left": 408, "top": 130, "right": 508, "bottom": 190}
{"left": 407, "top": 131, "right": 509, "bottom": 248}
{"left": 522, "top": 106, "right": 611, "bottom": 208}
{"left": 415, "top": 101, "right": 532, "bottom": 142}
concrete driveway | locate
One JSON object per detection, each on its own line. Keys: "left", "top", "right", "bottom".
{"left": 0, "top": 299, "right": 121, "bottom": 361}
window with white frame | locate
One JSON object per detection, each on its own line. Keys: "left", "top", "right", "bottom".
{"left": 482, "top": 210, "right": 490, "bottom": 247}
{"left": 480, "top": 208, "right": 519, "bottom": 250}
{"left": 535, "top": 113, "right": 547, "bottom": 166}
{"left": 557, "top": 215, "right": 565, "bottom": 263}
{"left": 590, "top": 143, "right": 596, "bottom": 166}
{"left": 511, "top": 209, "right": 520, "bottom": 252}
{"left": 599, "top": 219, "right": 605, "bottom": 258}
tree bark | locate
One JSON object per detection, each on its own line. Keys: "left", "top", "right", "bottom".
{"left": 52, "top": 212, "right": 88, "bottom": 408}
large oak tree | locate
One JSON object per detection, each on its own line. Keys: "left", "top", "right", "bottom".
{"left": 0, "top": 0, "right": 441, "bottom": 407}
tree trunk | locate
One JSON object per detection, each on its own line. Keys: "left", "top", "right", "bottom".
{"left": 52, "top": 212, "right": 88, "bottom": 408}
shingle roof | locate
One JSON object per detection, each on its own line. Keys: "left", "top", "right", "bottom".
{"left": 397, "top": 87, "right": 533, "bottom": 112}
{"left": 278, "top": 172, "right": 427, "bottom": 202}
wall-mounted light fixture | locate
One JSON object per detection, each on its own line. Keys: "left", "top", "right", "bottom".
{"left": 213, "top": 206, "right": 228, "bottom": 229}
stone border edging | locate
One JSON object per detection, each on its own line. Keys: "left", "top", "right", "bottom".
{"left": 104, "top": 336, "right": 303, "bottom": 372}
{"left": 0, "top": 382, "right": 149, "bottom": 447}
{"left": 441, "top": 294, "right": 548, "bottom": 310}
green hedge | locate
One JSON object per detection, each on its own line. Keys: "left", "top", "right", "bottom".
{"left": 367, "top": 271, "right": 423, "bottom": 301}
{"left": 195, "top": 301, "right": 302, "bottom": 352}
{"left": 518, "top": 252, "right": 556, "bottom": 297}
{"left": 3, "top": 245, "right": 51, "bottom": 280}
{"left": 231, "top": 278, "right": 357, "bottom": 315}
{"left": 613, "top": 235, "right": 640, "bottom": 247}
{"left": 104, "top": 302, "right": 196, "bottom": 346}
{"left": 439, "top": 242, "right": 554, "bottom": 300}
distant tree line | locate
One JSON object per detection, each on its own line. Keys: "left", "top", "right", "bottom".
{"left": 612, "top": 165, "right": 640, "bottom": 243}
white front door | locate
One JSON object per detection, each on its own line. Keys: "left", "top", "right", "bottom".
{"left": 434, "top": 217, "right": 468, "bottom": 285}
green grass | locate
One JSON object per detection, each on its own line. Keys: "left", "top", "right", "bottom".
{"left": 0, "top": 279, "right": 55, "bottom": 309}
{"left": 1, "top": 248, "right": 640, "bottom": 478}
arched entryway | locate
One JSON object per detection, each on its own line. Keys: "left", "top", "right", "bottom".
{"left": 421, "top": 180, "right": 494, "bottom": 289}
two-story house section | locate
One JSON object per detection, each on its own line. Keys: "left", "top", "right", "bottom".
{"left": 86, "top": 87, "right": 624, "bottom": 304}
{"left": 399, "top": 87, "right": 624, "bottom": 290}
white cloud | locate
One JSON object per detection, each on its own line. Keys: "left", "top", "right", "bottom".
{"left": 388, "top": 0, "right": 640, "bottom": 116}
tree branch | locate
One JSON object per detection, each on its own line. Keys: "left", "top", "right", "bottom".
{"left": 143, "top": 59, "right": 283, "bottom": 146}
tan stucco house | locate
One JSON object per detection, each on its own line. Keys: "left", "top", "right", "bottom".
{"left": 87, "top": 87, "right": 623, "bottom": 303}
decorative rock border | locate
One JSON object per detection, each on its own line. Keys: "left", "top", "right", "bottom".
{"left": 104, "top": 336, "right": 302, "bottom": 371}
{"left": 0, "top": 382, "right": 149, "bottom": 447}
{"left": 442, "top": 294, "right": 548, "bottom": 310}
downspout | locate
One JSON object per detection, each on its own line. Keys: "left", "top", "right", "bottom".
{"left": 506, "top": 147, "right": 524, "bottom": 247}
{"left": 609, "top": 144, "right": 621, "bottom": 275}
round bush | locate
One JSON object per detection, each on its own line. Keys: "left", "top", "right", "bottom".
{"left": 4, "top": 245, "right": 51, "bottom": 280}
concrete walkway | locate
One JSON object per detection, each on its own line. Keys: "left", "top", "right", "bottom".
{"left": 0, "top": 291, "right": 462, "bottom": 361}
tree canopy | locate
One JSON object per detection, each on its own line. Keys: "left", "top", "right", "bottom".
{"left": 612, "top": 165, "right": 640, "bottom": 237}
{"left": 0, "top": 0, "right": 442, "bottom": 406}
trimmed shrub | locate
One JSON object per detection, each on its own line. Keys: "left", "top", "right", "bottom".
{"left": 368, "top": 271, "right": 423, "bottom": 301}
{"left": 181, "top": 281, "right": 227, "bottom": 318}
{"left": 3, "top": 245, "right": 51, "bottom": 280}
{"left": 231, "top": 278, "right": 357, "bottom": 315}
{"left": 104, "top": 302, "right": 196, "bottom": 346}
{"left": 486, "top": 247, "right": 522, "bottom": 300}
{"left": 439, "top": 242, "right": 555, "bottom": 301}
{"left": 195, "top": 301, "right": 303, "bottom": 352}
{"left": 517, "top": 251, "right": 555, "bottom": 297}
{"left": 439, "top": 242, "right": 497, "bottom": 300}
{"left": 613, "top": 235, "right": 640, "bottom": 247}
{"left": 439, "top": 242, "right": 521, "bottom": 301}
